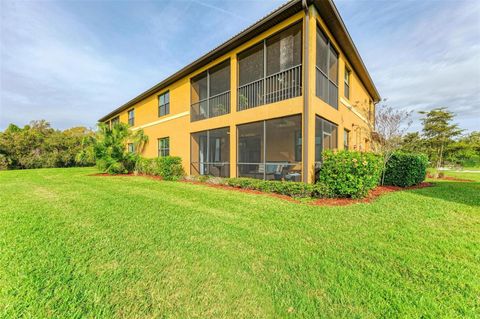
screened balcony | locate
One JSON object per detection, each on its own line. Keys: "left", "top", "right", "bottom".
{"left": 191, "top": 127, "right": 230, "bottom": 177}
{"left": 237, "top": 22, "right": 302, "bottom": 111}
{"left": 316, "top": 27, "right": 338, "bottom": 109}
{"left": 191, "top": 60, "right": 230, "bottom": 122}
{"left": 237, "top": 115, "right": 302, "bottom": 182}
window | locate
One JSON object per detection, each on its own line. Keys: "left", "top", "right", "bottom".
{"left": 128, "top": 109, "right": 134, "bottom": 126}
{"left": 191, "top": 60, "right": 230, "bottom": 121}
{"left": 158, "top": 91, "right": 170, "bottom": 117}
{"left": 237, "top": 22, "right": 302, "bottom": 110}
{"left": 158, "top": 137, "right": 169, "bottom": 157}
{"left": 111, "top": 116, "right": 120, "bottom": 126}
{"left": 191, "top": 127, "right": 230, "bottom": 177}
{"left": 344, "top": 68, "right": 350, "bottom": 99}
{"left": 344, "top": 129, "right": 349, "bottom": 150}
{"left": 237, "top": 115, "right": 302, "bottom": 181}
{"left": 369, "top": 100, "right": 374, "bottom": 124}
{"left": 127, "top": 143, "right": 135, "bottom": 153}
{"left": 316, "top": 27, "right": 338, "bottom": 109}
{"left": 315, "top": 116, "right": 338, "bottom": 162}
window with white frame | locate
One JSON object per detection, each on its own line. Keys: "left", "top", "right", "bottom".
{"left": 158, "top": 91, "right": 170, "bottom": 117}
{"left": 344, "top": 68, "right": 350, "bottom": 100}
{"left": 128, "top": 109, "right": 134, "bottom": 126}
{"left": 344, "top": 129, "right": 349, "bottom": 150}
{"left": 158, "top": 137, "right": 169, "bottom": 157}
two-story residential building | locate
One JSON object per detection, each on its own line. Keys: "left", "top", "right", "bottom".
{"left": 99, "top": 0, "right": 380, "bottom": 183}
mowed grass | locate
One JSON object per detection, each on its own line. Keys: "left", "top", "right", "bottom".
{"left": 443, "top": 170, "right": 480, "bottom": 182}
{"left": 0, "top": 168, "right": 479, "bottom": 318}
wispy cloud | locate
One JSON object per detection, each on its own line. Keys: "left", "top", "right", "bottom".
{"left": 0, "top": 0, "right": 283, "bottom": 129}
{"left": 0, "top": 1, "right": 149, "bottom": 128}
{"left": 1, "top": 0, "right": 479, "bottom": 132}
{"left": 336, "top": 0, "right": 480, "bottom": 132}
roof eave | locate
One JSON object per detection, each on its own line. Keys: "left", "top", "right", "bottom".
{"left": 98, "top": 0, "right": 303, "bottom": 122}
{"left": 99, "top": 0, "right": 380, "bottom": 122}
{"left": 312, "top": 0, "right": 380, "bottom": 102}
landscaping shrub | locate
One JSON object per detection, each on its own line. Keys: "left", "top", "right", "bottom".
{"left": 317, "top": 150, "right": 383, "bottom": 198}
{"left": 226, "top": 178, "right": 318, "bottom": 198}
{"left": 156, "top": 156, "right": 184, "bottom": 181}
{"left": 135, "top": 156, "right": 184, "bottom": 180}
{"left": 134, "top": 158, "right": 156, "bottom": 175}
{"left": 383, "top": 152, "right": 428, "bottom": 187}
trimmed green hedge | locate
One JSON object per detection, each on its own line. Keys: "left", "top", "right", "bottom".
{"left": 317, "top": 150, "right": 383, "bottom": 198}
{"left": 135, "top": 156, "right": 185, "bottom": 181}
{"left": 225, "top": 178, "right": 329, "bottom": 198}
{"left": 383, "top": 152, "right": 428, "bottom": 187}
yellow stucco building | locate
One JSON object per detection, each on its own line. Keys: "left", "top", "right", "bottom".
{"left": 99, "top": 0, "right": 380, "bottom": 183}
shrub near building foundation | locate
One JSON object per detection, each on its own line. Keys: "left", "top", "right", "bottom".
{"left": 383, "top": 152, "right": 428, "bottom": 187}
{"left": 317, "top": 150, "right": 383, "bottom": 199}
{"left": 135, "top": 156, "right": 184, "bottom": 181}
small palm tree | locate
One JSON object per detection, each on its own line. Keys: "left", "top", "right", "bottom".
{"left": 131, "top": 129, "right": 149, "bottom": 155}
{"left": 77, "top": 122, "right": 148, "bottom": 174}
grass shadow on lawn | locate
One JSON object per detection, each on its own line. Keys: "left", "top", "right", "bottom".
{"left": 405, "top": 180, "right": 480, "bottom": 208}
{"left": 1, "top": 167, "right": 479, "bottom": 318}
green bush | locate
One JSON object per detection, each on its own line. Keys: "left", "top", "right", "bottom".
{"left": 225, "top": 178, "right": 320, "bottom": 198}
{"left": 134, "top": 158, "right": 156, "bottom": 175}
{"left": 317, "top": 150, "right": 383, "bottom": 198}
{"left": 156, "top": 156, "right": 185, "bottom": 181}
{"left": 383, "top": 152, "right": 428, "bottom": 187}
{"left": 135, "top": 156, "right": 184, "bottom": 181}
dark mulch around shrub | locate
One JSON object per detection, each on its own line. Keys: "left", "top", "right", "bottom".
{"left": 311, "top": 182, "right": 434, "bottom": 206}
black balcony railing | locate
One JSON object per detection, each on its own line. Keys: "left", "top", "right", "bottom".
{"left": 237, "top": 64, "right": 302, "bottom": 111}
{"left": 191, "top": 91, "right": 230, "bottom": 122}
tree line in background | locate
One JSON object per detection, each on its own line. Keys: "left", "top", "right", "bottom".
{"left": 400, "top": 108, "right": 479, "bottom": 168}
{"left": 0, "top": 120, "right": 95, "bottom": 170}
{"left": 0, "top": 107, "right": 479, "bottom": 172}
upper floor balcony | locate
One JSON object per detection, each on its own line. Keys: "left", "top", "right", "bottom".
{"left": 190, "top": 60, "right": 231, "bottom": 122}
{"left": 190, "top": 22, "right": 302, "bottom": 122}
{"left": 238, "top": 64, "right": 302, "bottom": 111}
{"left": 237, "top": 22, "right": 302, "bottom": 112}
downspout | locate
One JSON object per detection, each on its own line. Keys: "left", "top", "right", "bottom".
{"left": 302, "top": 0, "right": 310, "bottom": 183}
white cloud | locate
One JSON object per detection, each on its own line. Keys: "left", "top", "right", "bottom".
{"left": 1, "top": 0, "right": 478, "bottom": 133}
{"left": 0, "top": 0, "right": 284, "bottom": 129}
{"left": 0, "top": 1, "right": 157, "bottom": 129}
{"left": 337, "top": 0, "right": 480, "bottom": 132}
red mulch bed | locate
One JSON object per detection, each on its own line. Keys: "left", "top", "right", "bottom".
{"left": 90, "top": 173, "right": 434, "bottom": 207}
{"left": 311, "top": 182, "right": 433, "bottom": 206}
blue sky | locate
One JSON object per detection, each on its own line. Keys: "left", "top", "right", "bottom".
{"left": 1, "top": 0, "right": 479, "bottom": 132}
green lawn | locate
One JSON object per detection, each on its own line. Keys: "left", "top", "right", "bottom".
{"left": 443, "top": 170, "right": 480, "bottom": 182}
{"left": 1, "top": 168, "right": 479, "bottom": 318}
